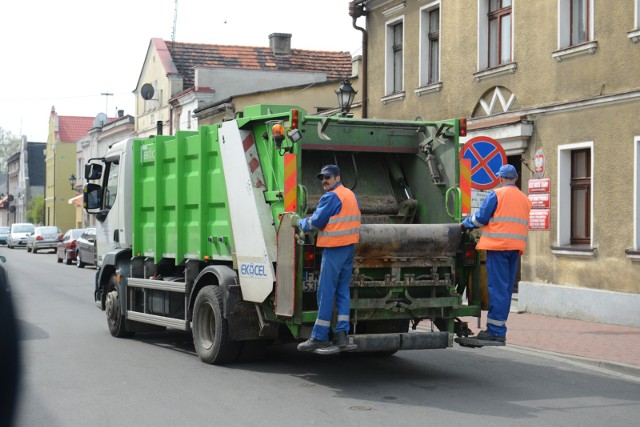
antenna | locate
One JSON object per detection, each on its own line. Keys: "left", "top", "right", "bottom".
{"left": 101, "top": 92, "right": 113, "bottom": 117}
{"left": 171, "top": 0, "right": 178, "bottom": 45}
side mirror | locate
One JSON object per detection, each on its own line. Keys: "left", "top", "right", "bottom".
{"left": 85, "top": 163, "right": 103, "bottom": 180}
{"left": 83, "top": 184, "right": 102, "bottom": 211}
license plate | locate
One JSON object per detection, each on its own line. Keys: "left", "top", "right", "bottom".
{"left": 302, "top": 271, "right": 318, "bottom": 292}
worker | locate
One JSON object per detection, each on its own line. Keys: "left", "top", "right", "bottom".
{"left": 295, "top": 164, "right": 361, "bottom": 352}
{"left": 461, "top": 164, "right": 531, "bottom": 342}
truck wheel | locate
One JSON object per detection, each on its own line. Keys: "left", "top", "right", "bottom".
{"left": 77, "top": 254, "right": 85, "bottom": 268}
{"left": 192, "top": 285, "right": 240, "bottom": 365}
{"left": 105, "top": 273, "right": 133, "bottom": 338}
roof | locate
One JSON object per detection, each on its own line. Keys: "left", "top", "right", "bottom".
{"left": 164, "top": 40, "right": 353, "bottom": 89}
{"left": 58, "top": 116, "right": 95, "bottom": 142}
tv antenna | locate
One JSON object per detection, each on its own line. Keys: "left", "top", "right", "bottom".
{"left": 171, "top": 0, "right": 178, "bottom": 45}
{"left": 101, "top": 92, "right": 113, "bottom": 116}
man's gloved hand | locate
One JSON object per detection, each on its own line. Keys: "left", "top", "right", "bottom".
{"left": 290, "top": 214, "right": 301, "bottom": 228}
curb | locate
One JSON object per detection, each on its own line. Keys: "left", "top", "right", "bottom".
{"left": 500, "top": 344, "right": 640, "bottom": 383}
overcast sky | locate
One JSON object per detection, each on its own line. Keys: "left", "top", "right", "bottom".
{"left": 0, "top": 0, "right": 363, "bottom": 142}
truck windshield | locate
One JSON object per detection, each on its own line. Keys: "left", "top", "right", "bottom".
{"left": 105, "top": 162, "right": 120, "bottom": 209}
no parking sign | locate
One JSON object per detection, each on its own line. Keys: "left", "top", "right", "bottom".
{"left": 459, "top": 136, "right": 507, "bottom": 190}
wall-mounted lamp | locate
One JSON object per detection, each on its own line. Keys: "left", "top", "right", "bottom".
{"left": 335, "top": 79, "right": 357, "bottom": 116}
{"left": 69, "top": 174, "right": 77, "bottom": 191}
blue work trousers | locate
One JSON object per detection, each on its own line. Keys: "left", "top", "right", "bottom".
{"left": 311, "top": 245, "right": 354, "bottom": 341}
{"left": 486, "top": 250, "right": 520, "bottom": 338}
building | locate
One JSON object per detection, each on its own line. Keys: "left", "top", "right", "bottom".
{"left": 351, "top": 0, "right": 640, "bottom": 326}
{"left": 72, "top": 111, "right": 135, "bottom": 228}
{"left": 134, "top": 34, "right": 354, "bottom": 136}
{"left": 45, "top": 107, "right": 94, "bottom": 232}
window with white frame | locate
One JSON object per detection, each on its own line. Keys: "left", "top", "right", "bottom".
{"left": 557, "top": 142, "right": 593, "bottom": 247}
{"left": 634, "top": 136, "right": 640, "bottom": 251}
{"left": 385, "top": 18, "right": 404, "bottom": 95}
{"left": 478, "top": 0, "right": 512, "bottom": 70}
{"left": 558, "top": 0, "right": 594, "bottom": 48}
{"left": 419, "top": 2, "right": 441, "bottom": 87}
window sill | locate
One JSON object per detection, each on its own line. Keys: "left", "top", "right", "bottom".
{"left": 628, "top": 29, "right": 640, "bottom": 43}
{"left": 473, "top": 62, "right": 517, "bottom": 82}
{"left": 381, "top": 92, "right": 406, "bottom": 105}
{"left": 551, "top": 244, "right": 597, "bottom": 258}
{"left": 625, "top": 249, "right": 640, "bottom": 263}
{"left": 552, "top": 41, "right": 598, "bottom": 62}
{"left": 415, "top": 82, "right": 443, "bottom": 96}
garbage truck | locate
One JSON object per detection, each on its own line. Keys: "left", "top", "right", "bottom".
{"left": 83, "top": 104, "right": 484, "bottom": 364}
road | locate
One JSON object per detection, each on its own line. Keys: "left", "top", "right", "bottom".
{"left": 4, "top": 246, "right": 639, "bottom": 427}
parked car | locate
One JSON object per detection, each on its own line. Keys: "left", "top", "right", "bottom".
{"left": 27, "top": 226, "right": 62, "bottom": 254}
{"left": 56, "top": 228, "right": 85, "bottom": 265}
{"left": 0, "top": 226, "right": 9, "bottom": 245}
{"left": 7, "top": 223, "right": 35, "bottom": 248}
{"left": 75, "top": 228, "right": 97, "bottom": 268}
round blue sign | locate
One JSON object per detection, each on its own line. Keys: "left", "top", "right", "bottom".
{"left": 459, "top": 136, "right": 507, "bottom": 190}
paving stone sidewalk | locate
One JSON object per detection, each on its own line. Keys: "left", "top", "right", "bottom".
{"left": 462, "top": 311, "right": 640, "bottom": 368}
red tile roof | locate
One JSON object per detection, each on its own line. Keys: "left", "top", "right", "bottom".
{"left": 58, "top": 116, "right": 95, "bottom": 142}
{"left": 164, "top": 41, "right": 352, "bottom": 89}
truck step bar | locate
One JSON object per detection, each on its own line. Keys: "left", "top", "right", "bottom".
{"left": 351, "top": 331, "right": 452, "bottom": 352}
{"left": 127, "top": 311, "right": 190, "bottom": 331}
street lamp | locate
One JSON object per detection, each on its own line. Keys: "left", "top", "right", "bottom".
{"left": 69, "top": 174, "right": 77, "bottom": 191}
{"left": 335, "top": 79, "right": 357, "bottom": 116}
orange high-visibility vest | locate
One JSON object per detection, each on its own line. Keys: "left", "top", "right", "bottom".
{"left": 477, "top": 185, "right": 532, "bottom": 254}
{"left": 316, "top": 185, "right": 361, "bottom": 248}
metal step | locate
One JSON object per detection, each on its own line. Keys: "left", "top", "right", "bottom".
{"left": 127, "top": 311, "right": 189, "bottom": 331}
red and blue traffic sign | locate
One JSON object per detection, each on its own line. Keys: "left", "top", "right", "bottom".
{"left": 459, "top": 136, "right": 507, "bottom": 190}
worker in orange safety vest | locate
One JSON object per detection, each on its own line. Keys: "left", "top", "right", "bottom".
{"left": 295, "top": 164, "right": 361, "bottom": 353}
{"left": 461, "top": 164, "right": 532, "bottom": 342}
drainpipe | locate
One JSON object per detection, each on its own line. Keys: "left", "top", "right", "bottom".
{"left": 349, "top": 1, "right": 368, "bottom": 118}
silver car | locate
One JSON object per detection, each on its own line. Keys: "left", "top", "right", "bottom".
{"left": 7, "top": 223, "right": 35, "bottom": 248}
{"left": 0, "top": 226, "right": 9, "bottom": 245}
{"left": 27, "top": 226, "right": 62, "bottom": 254}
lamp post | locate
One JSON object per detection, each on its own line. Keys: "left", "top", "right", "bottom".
{"left": 69, "top": 174, "right": 77, "bottom": 191}
{"left": 335, "top": 79, "right": 357, "bottom": 116}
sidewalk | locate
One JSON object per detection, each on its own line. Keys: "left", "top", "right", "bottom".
{"left": 458, "top": 308, "right": 640, "bottom": 378}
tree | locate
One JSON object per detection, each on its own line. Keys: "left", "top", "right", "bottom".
{"left": 0, "top": 127, "right": 21, "bottom": 173}
{"left": 27, "top": 196, "right": 45, "bottom": 225}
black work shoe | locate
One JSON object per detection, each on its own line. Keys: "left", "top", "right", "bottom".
{"left": 476, "top": 330, "right": 506, "bottom": 342}
{"left": 333, "top": 330, "right": 349, "bottom": 348}
{"left": 297, "top": 338, "right": 331, "bottom": 352}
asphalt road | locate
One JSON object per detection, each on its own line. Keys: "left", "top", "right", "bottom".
{"left": 4, "top": 245, "right": 639, "bottom": 427}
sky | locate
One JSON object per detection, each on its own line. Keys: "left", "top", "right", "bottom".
{"left": 0, "top": 0, "right": 363, "bottom": 142}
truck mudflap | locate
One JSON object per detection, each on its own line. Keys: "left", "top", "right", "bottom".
{"left": 349, "top": 331, "right": 453, "bottom": 352}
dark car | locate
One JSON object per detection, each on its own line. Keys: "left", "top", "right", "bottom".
{"left": 0, "top": 226, "right": 9, "bottom": 245}
{"left": 75, "top": 228, "right": 97, "bottom": 268}
{"left": 27, "top": 226, "right": 62, "bottom": 253}
{"left": 56, "top": 228, "right": 85, "bottom": 265}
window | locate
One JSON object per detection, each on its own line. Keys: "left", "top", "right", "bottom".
{"left": 385, "top": 18, "right": 404, "bottom": 96}
{"left": 570, "top": 0, "right": 589, "bottom": 45}
{"left": 557, "top": 142, "right": 593, "bottom": 248}
{"left": 558, "top": 0, "right": 594, "bottom": 49}
{"left": 488, "top": 0, "right": 512, "bottom": 67}
{"left": 634, "top": 137, "right": 640, "bottom": 250}
{"left": 476, "top": 0, "right": 516, "bottom": 79}
{"left": 419, "top": 2, "right": 441, "bottom": 89}
{"left": 570, "top": 149, "right": 591, "bottom": 243}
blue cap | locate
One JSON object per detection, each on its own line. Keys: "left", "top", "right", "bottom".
{"left": 497, "top": 164, "right": 518, "bottom": 179}
{"left": 317, "top": 164, "right": 341, "bottom": 180}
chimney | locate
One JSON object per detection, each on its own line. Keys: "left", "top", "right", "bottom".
{"left": 269, "top": 33, "right": 292, "bottom": 55}
{"left": 117, "top": 110, "right": 124, "bottom": 118}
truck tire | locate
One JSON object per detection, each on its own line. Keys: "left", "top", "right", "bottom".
{"left": 105, "top": 273, "right": 133, "bottom": 338}
{"left": 192, "top": 285, "right": 240, "bottom": 365}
